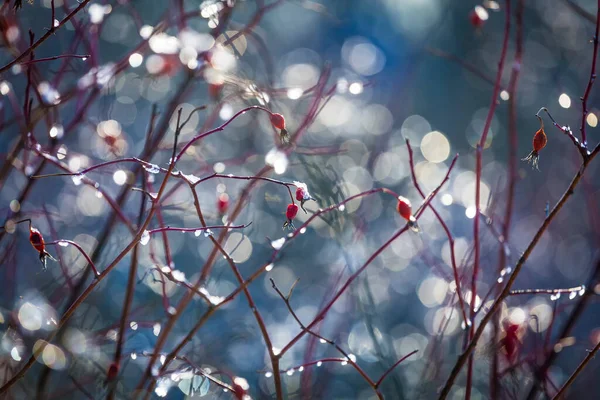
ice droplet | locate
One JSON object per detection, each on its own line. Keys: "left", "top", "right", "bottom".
{"left": 11, "top": 347, "right": 20, "bottom": 361}
{"left": 204, "top": 229, "right": 214, "bottom": 237}
{"left": 58, "top": 241, "right": 69, "bottom": 247}
{"left": 143, "top": 163, "right": 160, "bottom": 174}
{"left": 71, "top": 174, "right": 84, "bottom": 186}
{"left": 140, "top": 230, "right": 150, "bottom": 245}
{"left": 271, "top": 237, "right": 285, "bottom": 250}
{"left": 171, "top": 270, "right": 186, "bottom": 282}
{"left": 194, "top": 230, "right": 202, "bottom": 237}
{"left": 265, "top": 263, "right": 274, "bottom": 272}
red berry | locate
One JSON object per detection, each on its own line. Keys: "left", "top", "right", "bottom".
{"left": 295, "top": 187, "right": 306, "bottom": 201}
{"left": 208, "top": 83, "right": 222, "bottom": 98}
{"left": 396, "top": 196, "right": 412, "bottom": 221}
{"left": 270, "top": 113, "right": 286, "bottom": 130}
{"left": 286, "top": 203, "right": 299, "bottom": 220}
{"left": 501, "top": 323, "right": 521, "bottom": 363}
{"left": 217, "top": 193, "right": 229, "bottom": 215}
{"left": 532, "top": 128, "right": 547, "bottom": 153}
{"left": 107, "top": 362, "right": 119, "bottom": 381}
{"left": 29, "top": 227, "right": 44, "bottom": 253}
{"left": 469, "top": 6, "right": 488, "bottom": 28}
{"left": 232, "top": 376, "right": 249, "bottom": 400}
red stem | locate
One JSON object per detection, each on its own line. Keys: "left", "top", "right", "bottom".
{"left": 579, "top": 0, "right": 600, "bottom": 148}
{"left": 468, "top": 2, "right": 511, "bottom": 398}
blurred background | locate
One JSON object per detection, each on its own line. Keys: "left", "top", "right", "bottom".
{"left": 0, "top": 0, "right": 599, "bottom": 399}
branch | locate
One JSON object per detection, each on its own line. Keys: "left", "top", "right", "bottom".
{"left": 438, "top": 143, "right": 600, "bottom": 399}
{"left": 0, "top": 0, "right": 93, "bottom": 74}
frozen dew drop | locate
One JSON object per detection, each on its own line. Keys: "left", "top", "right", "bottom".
{"left": 341, "top": 360, "right": 348, "bottom": 366}
{"left": 153, "top": 323, "right": 161, "bottom": 336}
{"left": 319, "top": 339, "right": 326, "bottom": 344}
{"left": 298, "top": 366, "right": 304, "bottom": 372}
{"left": 300, "top": 227, "right": 307, "bottom": 234}
{"left": 569, "top": 291, "right": 577, "bottom": 300}
{"left": 204, "top": 229, "right": 214, "bottom": 237}
{"left": 316, "top": 361, "right": 322, "bottom": 367}
{"left": 11, "top": 347, "right": 21, "bottom": 362}
{"left": 497, "top": 277, "right": 503, "bottom": 283}
{"left": 58, "top": 241, "right": 69, "bottom": 247}
{"left": 272, "top": 347, "right": 281, "bottom": 356}
{"left": 49, "top": 124, "right": 64, "bottom": 139}
{"left": 171, "top": 270, "right": 186, "bottom": 282}
{"left": 338, "top": 204, "right": 346, "bottom": 212}
{"left": 160, "top": 355, "right": 166, "bottom": 365}
{"left": 579, "top": 286, "right": 586, "bottom": 296}
{"left": 265, "top": 263, "right": 274, "bottom": 272}
{"left": 271, "top": 237, "right": 286, "bottom": 250}
{"left": 131, "top": 353, "right": 138, "bottom": 360}
{"left": 71, "top": 174, "right": 84, "bottom": 186}
{"left": 348, "top": 354, "right": 357, "bottom": 363}
{"left": 130, "top": 321, "right": 138, "bottom": 330}
{"left": 143, "top": 163, "right": 160, "bottom": 174}
{"left": 265, "top": 372, "right": 273, "bottom": 378}
{"left": 194, "top": 230, "right": 202, "bottom": 237}
{"left": 286, "top": 369, "right": 294, "bottom": 376}
{"left": 140, "top": 230, "right": 150, "bottom": 246}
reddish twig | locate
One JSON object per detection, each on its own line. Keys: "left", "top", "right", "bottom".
{"left": 468, "top": 2, "right": 511, "bottom": 397}
{"left": 406, "top": 140, "right": 467, "bottom": 325}
{"left": 579, "top": 0, "right": 600, "bottom": 148}
{"left": 19, "top": 54, "right": 89, "bottom": 66}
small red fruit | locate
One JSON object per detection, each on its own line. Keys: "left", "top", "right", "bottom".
{"left": 397, "top": 196, "right": 419, "bottom": 232}
{"left": 270, "top": 113, "right": 286, "bottom": 130}
{"left": 282, "top": 203, "right": 299, "bottom": 230}
{"left": 232, "top": 376, "right": 250, "bottom": 400}
{"left": 29, "top": 227, "right": 44, "bottom": 253}
{"left": 217, "top": 193, "right": 229, "bottom": 215}
{"left": 29, "top": 226, "right": 54, "bottom": 268}
{"left": 106, "top": 362, "right": 119, "bottom": 382}
{"left": 500, "top": 322, "right": 523, "bottom": 364}
{"left": 208, "top": 83, "right": 223, "bottom": 99}
{"left": 293, "top": 182, "right": 314, "bottom": 213}
{"left": 522, "top": 114, "right": 548, "bottom": 170}
{"left": 469, "top": 6, "right": 488, "bottom": 28}
{"left": 270, "top": 113, "right": 289, "bottom": 144}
